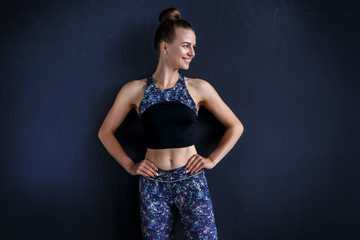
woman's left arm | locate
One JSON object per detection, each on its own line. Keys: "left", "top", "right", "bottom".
{"left": 186, "top": 79, "right": 244, "bottom": 173}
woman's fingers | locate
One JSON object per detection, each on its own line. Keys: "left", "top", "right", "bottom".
{"left": 186, "top": 155, "right": 196, "bottom": 172}
{"left": 139, "top": 165, "right": 154, "bottom": 177}
{"left": 190, "top": 159, "right": 204, "bottom": 174}
{"left": 186, "top": 154, "right": 204, "bottom": 174}
{"left": 186, "top": 154, "right": 198, "bottom": 170}
{"left": 136, "top": 159, "right": 158, "bottom": 177}
{"left": 192, "top": 160, "right": 204, "bottom": 174}
{"left": 143, "top": 162, "right": 158, "bottom": 177}
{"left": 136, "top": 167, "right": 150, "bottom": 177}
{"left": 145, "top": 159, "right": 159, "bottom": 172}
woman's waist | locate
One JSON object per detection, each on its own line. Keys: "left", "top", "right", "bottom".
{"left": 140, "top": 164, "right": 204, "bottom": 182}
{"left": 145, "top": 145, "right": 197, "bottom": 170}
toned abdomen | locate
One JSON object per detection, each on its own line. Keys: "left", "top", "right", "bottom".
{"left": 144, "top": 145, "right": 197, "bottom": 170}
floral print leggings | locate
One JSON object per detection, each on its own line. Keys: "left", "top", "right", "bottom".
{"left": 138, "top": 165, "right": 218, "bottom": 239}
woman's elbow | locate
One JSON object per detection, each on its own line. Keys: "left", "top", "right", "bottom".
{"left": 98, "top": 127, "right": 105, "bottom": 141}
{"left": 234, "top": 119, "right": 244, "bottom": 136}
{"left": 98, "top": 128, "right": 103, "bottom": 140}
{"left": 98, "top": 126, "right": 112, "bottom": 140}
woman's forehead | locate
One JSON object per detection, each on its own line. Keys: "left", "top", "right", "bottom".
{"left": 175, "top": 28, "right": 196, "bottom": 43}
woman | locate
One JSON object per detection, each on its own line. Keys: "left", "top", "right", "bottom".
{"left": 98, "top": 7, "right": 244, "bottom": 240}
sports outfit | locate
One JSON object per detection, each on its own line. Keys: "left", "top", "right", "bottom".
{"left": 138, "top": 73, "right": 218, "bottom": 239}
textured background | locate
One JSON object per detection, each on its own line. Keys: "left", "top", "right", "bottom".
{"left": 1, "top": 0, "right": 359, "bottom": 239}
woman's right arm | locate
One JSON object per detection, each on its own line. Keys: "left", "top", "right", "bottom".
{"left": 97, "top": 80, "right": 158, "bottom": 177}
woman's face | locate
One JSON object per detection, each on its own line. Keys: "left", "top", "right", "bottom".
{"left": 163, "top": 27, "right": 196, "bottom": 69}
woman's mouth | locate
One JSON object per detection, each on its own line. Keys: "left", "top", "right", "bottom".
{"left": 182, "top": 58, "right": 191, "bottom": 63}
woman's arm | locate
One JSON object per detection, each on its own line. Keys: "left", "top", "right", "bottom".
{"left": 98, "top": 81, "right": 139, "bottom": 174}
{"left": 197, "top": 79, "right": 244, "bottom": 167}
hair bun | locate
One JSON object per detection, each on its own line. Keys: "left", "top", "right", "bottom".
{"left": 159, "top": 7, "right": 181, "bottom": 24}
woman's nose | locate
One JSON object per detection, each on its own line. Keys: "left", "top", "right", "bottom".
{"left": 189, "top": 47, "right": 195, "bottom": 56}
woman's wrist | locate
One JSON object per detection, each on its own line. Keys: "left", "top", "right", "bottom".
{"left": 124, "top": 162, "right": 136, "bottom": 175}
{"left": 205, "top": 157, "right": 217, "bottom": 170}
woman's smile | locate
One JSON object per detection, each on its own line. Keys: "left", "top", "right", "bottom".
{"left": 182, "top": 57, "right": 192, "bottom": 63}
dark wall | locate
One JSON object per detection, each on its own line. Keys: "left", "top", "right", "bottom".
{"left": 1, "top": 0, "right": 359, "bottom": 239}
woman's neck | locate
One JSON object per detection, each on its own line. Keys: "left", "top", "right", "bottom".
{"left": 152, "top": 67, "right": 180, "bottom": 89}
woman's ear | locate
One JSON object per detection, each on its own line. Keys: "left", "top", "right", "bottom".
{"left": 160, "top": 41, "right": 167, "bottom": 52}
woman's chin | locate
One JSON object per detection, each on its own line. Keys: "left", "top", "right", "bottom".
{"left": 181, "top": 64, "right": 190, "bottom": 70}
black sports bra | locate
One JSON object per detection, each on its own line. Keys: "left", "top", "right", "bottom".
{"left": 138, "top": 73, "right": 198, "bottom": 149}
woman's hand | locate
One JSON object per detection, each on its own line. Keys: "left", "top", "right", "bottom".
{"left": 186, "top": 154, "right": 216, "bottom": 174}
{"left": 129, "top": 159, "right": 159, "bottom": 178}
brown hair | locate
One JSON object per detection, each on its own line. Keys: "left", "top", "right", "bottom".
{"left": 154, "top": 7, "right": 194, "bottom": 57}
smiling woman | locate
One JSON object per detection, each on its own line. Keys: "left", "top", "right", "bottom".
{"left": 98, "top": 6, "right": 244, "bottom": 240}
{"left": 156, "top": 26, "right": 196, "bottom": 72}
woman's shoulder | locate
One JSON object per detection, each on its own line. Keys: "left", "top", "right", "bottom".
{"left": 120, "top": 77, "right": 147, "bottom": 93}
{"left": 184, "top": 76, "right": 214, "bottom": 90}
{"left": 114, "top": 78, "right": 148, "bottom": 104}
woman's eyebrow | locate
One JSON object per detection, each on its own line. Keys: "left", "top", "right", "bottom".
{"left": 181, "top": 42, "right": 197, "bottom": 46}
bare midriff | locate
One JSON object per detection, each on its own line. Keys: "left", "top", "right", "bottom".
{"left": 145, "top": 145, "right": 197, "bottom": 170}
